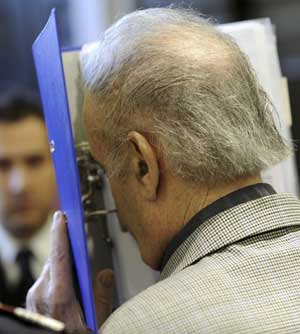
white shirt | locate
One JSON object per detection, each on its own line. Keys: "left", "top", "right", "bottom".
{"left": 0, "top": 217, "right": 51, "bottom": 285}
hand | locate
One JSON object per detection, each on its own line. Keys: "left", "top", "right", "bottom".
{"left": 26, "top": 211, "right": 114, "bottom": 333}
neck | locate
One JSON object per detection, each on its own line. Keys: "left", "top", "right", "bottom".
{"left": 155, "top": 174, "right": 262, "bottom": 265}
{"left": 199, "top": 175, "right": 263, "bottom": 212}
{"left": 140, "top": 174, "right": 263, "bottom": 270}
{"left": 178, "top": 174, "right": 262, "bottom": 228}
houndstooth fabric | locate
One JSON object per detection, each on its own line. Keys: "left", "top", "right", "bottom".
{"left": 101, "top": 193, "right": 300, "bottom": 333}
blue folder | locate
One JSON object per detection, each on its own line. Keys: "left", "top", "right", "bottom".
{"left": 32, "top": 9, "right": 98, "bottom": 334}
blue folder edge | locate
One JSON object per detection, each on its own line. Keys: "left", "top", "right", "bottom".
{"left": 32, "top": 9, "right": 98, "bottom": 334}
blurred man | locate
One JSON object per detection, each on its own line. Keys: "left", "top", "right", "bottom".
{"left": 28, "top": 8, "right": 300, "bottom": 333}
{"left": 0, "top": 91, "right": 57, "bottom": 306}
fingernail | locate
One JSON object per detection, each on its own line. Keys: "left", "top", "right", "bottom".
{"left": 53, "top": 211, "right": 62, "bottom": 222}
{"left": 99, "top": 272, "right": 114, "bottom": 288}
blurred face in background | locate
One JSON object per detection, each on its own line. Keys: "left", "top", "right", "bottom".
{"left": 0, "top": 116, "right": 57, "bottom": 239}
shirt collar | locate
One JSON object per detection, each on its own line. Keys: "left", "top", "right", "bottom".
{"left": 29, "top": 215, "right": 52, "bottom": 267}
{"left": 0, "top": 223, "right": 20, "bottom": 262}
{"left": 0, "top": 215, "right": 52, "bottom": 264}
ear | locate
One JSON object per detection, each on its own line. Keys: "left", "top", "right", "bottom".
{"left": 127, "top": 131, "right": 159, "bottom": 201}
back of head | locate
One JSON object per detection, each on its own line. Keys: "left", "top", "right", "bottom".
{"left": 81, "top": 8, "right": 290, "bottom": 185}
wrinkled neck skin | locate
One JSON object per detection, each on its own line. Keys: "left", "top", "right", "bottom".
{"left": 145, "top": 173, "right": 262, "bottom": 270}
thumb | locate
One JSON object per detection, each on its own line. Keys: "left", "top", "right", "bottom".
{"left": 94, "top": 269, "right": 114, "bottom": 327}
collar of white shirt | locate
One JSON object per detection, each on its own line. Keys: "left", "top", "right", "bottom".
{"left": 0, "top": 216, "right": 52, "bottom": 285}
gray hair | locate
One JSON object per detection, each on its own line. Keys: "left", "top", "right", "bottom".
{"left": 80, "top": 8, "right": 290, "bottom": 184}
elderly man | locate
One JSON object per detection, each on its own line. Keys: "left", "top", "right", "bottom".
{"left": 27, "top": 8, "right": 300, "bottom": 333}
{"left": 0, "top": 91, "right": 57, "bottom": 306}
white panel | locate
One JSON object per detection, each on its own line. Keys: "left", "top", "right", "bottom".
{"left": 220, "top": 19, "right": 299, "bottom": 196}
{"left": 61, "top": 50, "right": 81, "bottom": 127}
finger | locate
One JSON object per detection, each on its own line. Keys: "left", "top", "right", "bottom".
{"left": 26, "top": 263, "right": 51, "bottom": 313}
{"left": 36, "top": 258, "right": 51, "bottom": 283}
{"left": 94, "top": 269, "right": 114, "bottom": 326}
{"left": 49, "top": 211, "right": 72, "bottom": 282}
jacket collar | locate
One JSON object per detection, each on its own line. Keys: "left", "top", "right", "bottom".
{"left": 160, "top": 191, "right": 300, "bottom": 280}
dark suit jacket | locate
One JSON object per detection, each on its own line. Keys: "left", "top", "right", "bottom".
{"left": 0, "top": 261, "right": 25, "bottom": 307}
{"left": 0, "top": 261, "right": 8, "bottom": 303}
